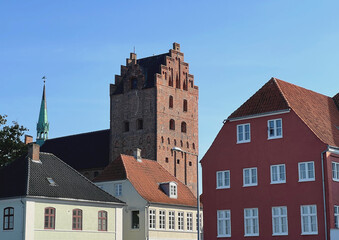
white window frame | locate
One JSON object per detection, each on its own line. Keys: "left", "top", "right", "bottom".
{"left": 217, "top": 210, "right": 231, "bottom": 237}
{"left": 332, "top": 162, "right": 339, "bottom": 182}
{"left": 268, "top": 118, "right": 283, "bottom": 139}
{"left": 216, "top": 170, "right": 230, "bottom": 189}
{"left": 196, "top": 213, "right": 202, "bottom": 231}
{"left": 301, "top": 205, "right": 318, "bottom": 235}
{"left": 187, "top": 212, "right": 193, "bottom": 231}
{"left": 114, "top": 183, "right": 122, "bottom": 196}
{"left": 237, "top": 123, "right": 251, "bottom": 143}
{"left": 178, "top": 212, "right": 184, "bottom": 230}
{"left": 335, "top": 206, "right": 339, "bottom": 229}
{"left": 169, "top": 211, "right": 175, "bottom": 230}
{"left": 272, "top": 206, "right": 288, "bottom": 236}
{"left": 149, "top": 209, "right": 156, "bottom": 229}
{"left": 270, "top": 164, "right": 286, "bottom": 184}
{"left": 159, "top": 210, "right": 166, "bottom": 229}
{"left": 298, "top": 161, "right": 315, "bottom": 182}
{"left": 169, "top": 182, "right": 177, "bottom": 198}
{"left": 243, "top": 167, "right": 258, "bottom": 187}
{"left": 244, "top": 208, "right": 259, "bottom": 236}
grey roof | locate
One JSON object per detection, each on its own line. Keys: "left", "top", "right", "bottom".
{"left": 0, "top": 152, "right": 124, "bottom": 204}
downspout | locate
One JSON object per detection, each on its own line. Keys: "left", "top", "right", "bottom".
{"left": 145, "top": 204, "right": 149, "bottom": 240}
{"left": 20, "top": 198, "right": 26, "bottom": 240}
{"left": 321, "top": 147, "right": 329, "bottom": 240}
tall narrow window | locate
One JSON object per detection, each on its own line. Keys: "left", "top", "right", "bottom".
{"left": 332, "top": 162, "right": 339, "bottom": 181}
{"left": 169, "top": 68, "right": 173, "bottom": 86}
{"left": 124, "top": 121, "right": 130, "bottom": 132}
{"left": 98, "top": 211, "right": 107, "bottom": 231}
{"left": 244, "top": 208, "right": 259, "bottom": 236}
{"left": 149, "top": 209, "right": 156, "bottom": 229}
{"left": 131, "top": 77, "right": 137, "bottom": 89}
{"left": 217, "top": 210, "right": 231, "bottom": 237}
{"left": 272, "top": 206, "right": 288, "bottom": 235}
{"left": 217, "top": 170, "right": 230, "bottom": 189}
{"left": 298, "top": 161, "right": 315, "bottom": 182}
{"left": 271, "top": 164, "right": 286, "bottom": 184}
{"left": 115, "top": 183, "right": 122, "bottom": 196}
{"left": 175, "top": 74, "right": 180, "bottom": 89}
{"left": 159, "top": 210, "right": 166, "bottom": 229}
{"left": 169, "top": 119, "right": 175, "bottom": 130}
{"left": 237, "top": 123, "right": 250, "bottom": 143}
{"left": 301, "top": 205, "right": 317, "bottom": 234}
{"left": 187, "top": 212, "right": 193, "bottom": 231}
{"left": 178, "top": 212, "right": 184, "bottom": 230}
{"left": 169, "top": 211, "right": 175, "bottom": 230}
{"left": 183, "top": 99, "right": 188, "bottom": 112}
{"left": 132, "top": 211, "right": 139, "bottom": 229}
{"left": 268, "top": 119, "right": 283, "bottom": 139}
{"left": 3, "top": 207, "right": 14, "bottom": 230}
{"left": 44, "top": 207, "right": 56, "bottom": 229}
{"left": 243, "top": 168, "right": 257, "bottom": 187}
{"left": 169, "top": 96, "right": 173, "bottom": 108}
{"left": 335, "top": 206, "right": 339, "bottom": 228}
{"left": 72, "top": 209, "right": 82, "bottom": 230}
{"left": 137, "top": 119, "right": 143, "bottom": 130}
{"left": 181, "top": 122, "right": 187, "bottom": 133}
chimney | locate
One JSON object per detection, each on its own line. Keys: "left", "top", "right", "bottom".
{"left": 28, "top": 143, "right": 40, "bottom": 161}
{"left": 126, "top": 53, "right": 137, "bottom": 65}
{"left": 134, "top": 148, "right": 142, "bottom": 162}
{"left": 173, "top": 42, "right": 180, "bottom": 52}
{"left": 25, "top": 135, "right": 33, "bottom": 144}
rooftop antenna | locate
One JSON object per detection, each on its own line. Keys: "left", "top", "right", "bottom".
{"left": 133, "top": 46, "right": 135, "bottom": 54}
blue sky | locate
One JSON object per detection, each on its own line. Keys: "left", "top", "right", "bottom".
{"left": 1, "top": 1, "right": 339, "bottom": 188}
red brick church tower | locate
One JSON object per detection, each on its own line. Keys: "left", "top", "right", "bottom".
{"left": 109, "top": 43, "right": 199, "bottom": 193}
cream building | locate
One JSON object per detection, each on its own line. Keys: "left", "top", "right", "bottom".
{"left": 94, "top": 151, "right": 203, "bottom": 240}
{"left": 0, "top": 144, "right": 125, "bottom": 240}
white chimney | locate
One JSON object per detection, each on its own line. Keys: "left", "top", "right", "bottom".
{"left": 134, "top": 148, "right": 142, "bottom": 162}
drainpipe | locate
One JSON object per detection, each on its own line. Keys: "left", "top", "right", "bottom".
{"left": 20, "top": 198, "right": 26, "bottom": 240}
{"left": 145, "top": 204, "right": 149, "bottom": 240}
{"left": 321, "top": 147, "right": 329, "bottom": 240}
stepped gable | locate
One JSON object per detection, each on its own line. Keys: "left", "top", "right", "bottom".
{"left": 40, "top": 129, "right": 109, "bottom": 171}
{"left": 0, "top": 152, "right": 124, "bottom": 204}
{"left": 228, "top": 77, "right": 339, "bottom": 147}
{"left": 94, "top": 154, "right": 197, "bottom": 207}
{"left": 333, "top": 93, "right": 339, "bottom": 110}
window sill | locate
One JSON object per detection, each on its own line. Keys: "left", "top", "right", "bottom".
{"left": 217, "top": 234, "right": 231, "bottom": 238}
{"left": 268, "top": 136, "right": 283, "bottom": 140}
{"left": 237, "top": 140, "right": 251, "bottom": 144}
{"left": 216, "top": 186, "right": 230, "bottom": 189}
{"left": 272, "top": 233, "right": 288, "bottom": 236}
{"left": 243, "top": 184, "right": 258, "bottom": 187}
{"left": 298, "top": 179, "right": 315, "bottom": 182}
{"left": 301, "top": 232, "right": 318, "bottom": 235}
{"left": 333, "top": 178, "right": 339, "bottom": 182}
{"left": 270, "top": 181, "right": 286, "bottom": 184}
{"left": 244, "top": 234, "right": 259, "bottom": 237}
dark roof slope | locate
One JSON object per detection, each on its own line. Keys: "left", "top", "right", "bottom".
{"left": 228, "top": 78, "right": 339, "bottom": 147}
{"left": 137, "top": 53, "right": 168, "bottom": 88}
{"left": 40, "top": 129, "right": 109, "bottom": 170}
{"left": 333, "top": 93, "right": 339, "bottom": 110}
{"left": 0, "top": 152, "right": 124, "bottom": 204}
{"left": 94, "top": 154, "right": 197, "bottom": 207}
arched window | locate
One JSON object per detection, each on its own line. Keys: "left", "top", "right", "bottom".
{"left": 124, "top": 121, "right": 129, "bottom": 132}
{"left": 167, "top": 138, "right": 170, "bottom": 144}
{"left": 187, "top": 142, "right": 189, "bottom": 149}
{"left": 181, "top": 122, "right": 187, "bottom": 133}
{"left": 169, "top": 96, "right": 173, "bottom": 108}
{"left": 44, "top": 207, "right": 56, "bottom": 229}
{"left": 169, "top": 68, "right": 173, "bottom": 86}
{"left": 183, "top": 73, "right": 188, "bottom": 91}
{"left": 174, "top": 139, "right": 177, "bottom": 146}
{"left": 169, "top": 119, "right": 175, "bottom": 130}
{"left": 98, "top": 211, "right": 107, "bottom": 231}
{"left": 161, "top": 136, "right": 164, "bottom": 143}
{"left": 3, "top": 207, "right": 14, "bottom": 230}
{"left": 192, "top": 143, "right": 195, "bottom": 150}
{"left": 183, "top": 100, "right": 188, "bottom": 112}
{"left": 72, "top": 209, "right": 82, "bottom": 230}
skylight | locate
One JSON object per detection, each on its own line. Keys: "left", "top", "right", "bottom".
{"left": 46, "top": 177, "right": 57, "bottom": 186}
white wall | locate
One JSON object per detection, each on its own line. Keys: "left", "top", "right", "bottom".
{"left": 331, "top": 228, "right": 339, "bottom": 240}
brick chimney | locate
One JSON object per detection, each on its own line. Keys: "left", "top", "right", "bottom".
{"left": 28, "top": 143, "right": 40, "bottom": 161}
{"left": 126, "top": 53, "right": 137, "bottom": 65}
{"left": 24, "top": 135, "right": 33, "bottom": 144}
{"left": 134, "top": 148, "right": 142, "bottom": 162}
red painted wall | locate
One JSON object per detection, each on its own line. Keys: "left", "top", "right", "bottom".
{"left": 201, "top": 110, "right": 331, "bottom": 239}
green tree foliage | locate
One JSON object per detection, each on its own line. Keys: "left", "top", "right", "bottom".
{"left": 0, "top": 114, "right": 28, "bottom": 167}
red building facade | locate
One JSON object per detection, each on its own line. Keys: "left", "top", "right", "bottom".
{"left": 201, "top": 78, "right": 339, "bottom": 239}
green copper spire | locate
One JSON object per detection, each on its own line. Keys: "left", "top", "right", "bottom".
{"left": 36, "top": 77, "right": 49, "bottom": 146}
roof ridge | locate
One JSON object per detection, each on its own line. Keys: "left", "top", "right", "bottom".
{"left": 272, "top": 77, "right": 292, "bottom": 108}
{"left": 51, "top": 153, "right": 123, "bottom": 203}
{"left": 137, "top": 52, "right": 169, "bottom": 61}
{"left": 46, "top": 129, "right": 109, "bottom": 141}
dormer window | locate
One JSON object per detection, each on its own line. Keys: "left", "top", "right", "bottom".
{"left": 46, "top": 177, "right": 57, "bottom": 186}
{"left": 169, "top": 182, "right": 177, "bottom": 198}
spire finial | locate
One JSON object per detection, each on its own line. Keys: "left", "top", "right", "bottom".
{"left": 42, "top": 76, "right": 46, "bottom": 84}
{"left": 133, "top": 46, "right": 135, "bottom": 54}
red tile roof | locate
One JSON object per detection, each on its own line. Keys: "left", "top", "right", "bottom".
{"left": 228, "top": 78, "right": 339, "bottom": 147}
{"left": 94, "top": 154, "right": 197, "bottom": 207}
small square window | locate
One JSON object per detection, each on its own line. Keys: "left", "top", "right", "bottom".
{"left": 268, "top": 119, "right": 283, "bottom": 139}
{"left": 243, "top": 167, "right": 257, "bottom": 187}
{"left": 298, "top": 162, "right": 315, "bottom": 182}
{"left": 237, "top": 123, "right": 250, "bottom": 143}
{"left": 216, "top": 170, "right": 230, "bottom": 189}
{"left": 270, "top": 164, "right": 286, "bottom": 184}
{"left": 332, "top": 162, "right": 339, "bottom": 182}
